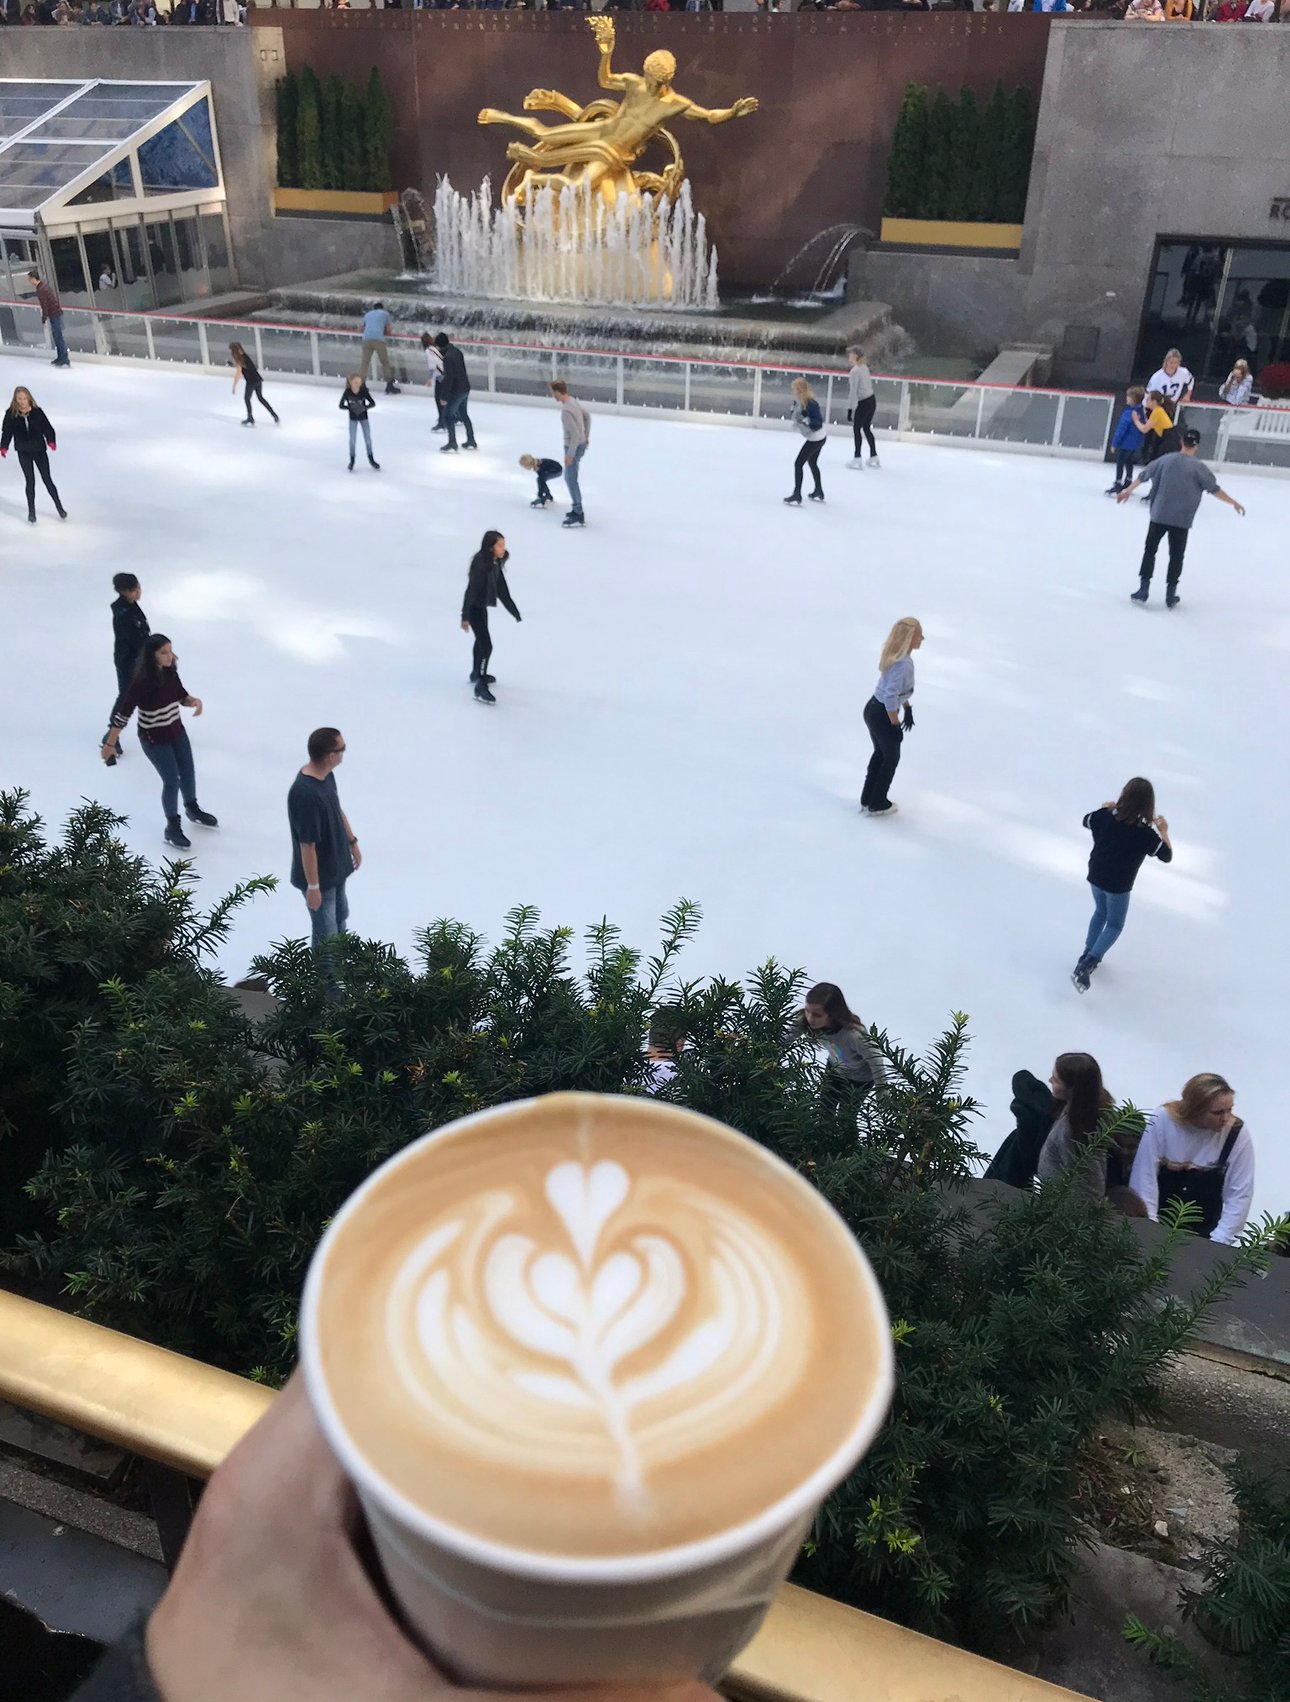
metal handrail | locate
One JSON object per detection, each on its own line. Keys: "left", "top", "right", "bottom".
{"left": 0, "top": 1290, "right": 1089, "bottom": 1701}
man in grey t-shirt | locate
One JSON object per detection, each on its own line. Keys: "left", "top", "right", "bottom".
{"left": 1118, "top": 430, "right": 1245, "bottom": 608}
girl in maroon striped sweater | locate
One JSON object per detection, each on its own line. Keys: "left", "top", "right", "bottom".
{"left": 101, "top": 635, "right": 218, "bottom": 849}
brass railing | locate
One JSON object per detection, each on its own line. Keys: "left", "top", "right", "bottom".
{"left": 0, "top": 1292, "right": 1088, "bottom": 1702}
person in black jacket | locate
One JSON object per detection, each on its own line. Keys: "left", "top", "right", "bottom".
{"left": 230, "top": 341, "right": 279, "bottom": 426}
{"left": 103, "top": 573, "right": 149, "bottom": 764}
{"left": 460, "top": 530, "right": 520, "bottom": 704}
{"left": 337, "top": 375, "right": 380, "bottom": 471}
{"left": 1, "top": 385, "right": 65, "bottom": 523}
{"left": 435, "top": 332, "right": 477, "bottom": 453}
{"left": 1073, "top": 776, "right": 1173, "bottom": 992}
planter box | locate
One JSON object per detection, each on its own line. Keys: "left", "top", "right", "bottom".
{"left": 879, "top": 217, "right": 1024, "bottom": 253}
{"left": 274, "top": 188, "right": 398, "bottom": 221}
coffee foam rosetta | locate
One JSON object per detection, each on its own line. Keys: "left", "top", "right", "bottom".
{"left": 314, "top": 1096, "right": 881, "bottom": 1559}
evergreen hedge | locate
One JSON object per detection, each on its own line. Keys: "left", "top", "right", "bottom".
{"left": 274, "top": 65, "right": 392, "bottom": 193}
{"left": 2, "top": 790, "right": 1285, "bottom": 1656}
{"left": 884, "top": 80, "right": 1035, "bottom": 225}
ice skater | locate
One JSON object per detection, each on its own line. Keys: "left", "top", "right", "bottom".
{"left": 461, "top": 530, "right": 521, "bottom": 705}
{"left": 27, "top": 268, "right": 69, "bottom": 368}
{"left": 338, "top": 375, "right": 380, "bottom": 472}
{"left": 420, "top": 332, "right": 447, "bottom": 431}
{"left": 788, "top": 982, "right": 888, "bottom": 1111}
{"left": 103, "top": 572, "right": 149, "bottom": 764}
{"left": 551, "top": 380, "right": 590, "bottom": 528}
{"left": 1071, "top": 778, "right": 1172, "bottom": 994}
{"left": 1118, "top": 428, "right": 1244, "bottom": 608}
{"left": 785, "top": 378, "right": 826, "bottom": 504}
{"left": 359, "top": 302, "right": 401, "bottom": 396}
{"left": 846, "top": 347, "right": 879, "bottom": 470}
{"left": 436, "top": 333, "right": 477, "bottom": 452}
{"left": 230, "top": 342, "right": 279, "bottom": 426}
{"left": 520, "top": 453, "right": 563, "bottom": 508}
{"left": 1, "top": 386, "right": 65, "bottom": 524}
{"left": 1105, "top": 385, "right": 1147, "bottom": 495}
{"left": 860, "top": 616, "right": 921, "bottom": 818}
{"left": 101, "top": 634, "right": 218, "bottom": 849}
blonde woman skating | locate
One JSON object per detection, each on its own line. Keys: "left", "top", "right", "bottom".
{"left": 861, "top": 617, "right": 922, "bottom": 818}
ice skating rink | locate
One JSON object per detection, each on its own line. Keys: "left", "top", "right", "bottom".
{"left": 4, "top": 359, "right": 1288, "bottom": 1216}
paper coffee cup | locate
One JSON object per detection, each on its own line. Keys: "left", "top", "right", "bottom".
{"left": 300, "top": 1092, "right": 893, "bottom": 1688}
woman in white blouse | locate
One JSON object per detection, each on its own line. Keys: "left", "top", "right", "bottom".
{"left": 1218, "top": 359, "right": 1253, "bottom": 406}
{"left": 1128, "top": 1073, "right": 1255, "bottom": 1245}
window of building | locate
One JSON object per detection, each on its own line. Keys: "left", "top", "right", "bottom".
{"left": 1138, "top": 239, "right": 1290, "bottom": 396}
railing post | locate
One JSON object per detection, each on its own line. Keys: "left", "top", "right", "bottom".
{"left": 197, "top": 322, "right": 210, "bottom": 367}
{"left": 144, "top": 317, "right": 156, "bottom": 361}
{"left": 1052, "top": 393, "right": 1067, "bottom": 449}
{"left": 825, "top": 374, "right": 834, "bottom": 424}
{"left": 974, "top": 388, "right": 985, "bottom": 439}
{"left": 253, "top": 326, "right": 264, "bottom": 371}
{"left": 683, "top": 362, "right": 691, "bottom": 413}
{"left": 309, "top": 329, "right": 320, "bottom": 377}
{"left": 487, "top": 346, "right": 497, "bottom": 394}
{"left": 753, "top": 366, "right": 762, "bottom": 421}
{"left": 94, "top": 311, "right": 109, "bottom": 358}
{"left": 616, "top": 354, "right": 624, "bottom": 408}
{"left": 898, "top": 381, "right": 911, "bottom": 434}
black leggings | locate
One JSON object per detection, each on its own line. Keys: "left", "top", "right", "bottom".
{"left": 852, "top": 395, "right": 877, "bottom": 459}
{"left": 19, "top": 449, "right": 60, "bottom": 516}
{"left": 467, "top": 604, "right": 491, "bottom": 676}
{"left": 1140, "top": 521, "right": 1189, "bottom": 586}
{"left": 860, "top": 695, "right": 902, "bottom": 811}
{"left": 793, "top": 439, "right": 824, "bottom": 497}
{"left": 245, "top": 377, "right": 279, "bottom": 423}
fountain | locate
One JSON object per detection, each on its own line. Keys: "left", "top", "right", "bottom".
{"left": 431, "top": 176, "right": 719, "bottom": 313}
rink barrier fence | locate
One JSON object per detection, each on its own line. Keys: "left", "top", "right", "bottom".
{"left": 0, "top": 1288, "right": 1093, "bottom": 1702}
{"left": 2, "top": 297, "right": 1286, "bottom": 474}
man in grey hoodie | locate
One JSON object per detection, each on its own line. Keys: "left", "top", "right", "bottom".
{"left": 551, "top": 380, "right": 590, "bottom": 528}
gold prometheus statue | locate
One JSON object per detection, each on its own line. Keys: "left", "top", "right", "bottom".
{"left": 478, "top": 16, "right": 758, "bottom": 211}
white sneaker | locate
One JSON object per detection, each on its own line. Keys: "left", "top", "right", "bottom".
{"left": 847, "top": 457, "right": 864, "bottom": 470}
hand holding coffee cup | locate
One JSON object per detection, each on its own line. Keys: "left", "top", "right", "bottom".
{"left": 301, "top": 1093, "right": 893, "bottom": 1689}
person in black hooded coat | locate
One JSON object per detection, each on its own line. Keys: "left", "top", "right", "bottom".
{"left": 460, "top": 529, "right": 520, "bottom": 704}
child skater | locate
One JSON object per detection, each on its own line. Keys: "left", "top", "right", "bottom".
{"left": 338, "top": 375, "right": 379, "bottom": 471}
{"left": 519, "top": 453, "right": 564, "bottom": 509}
{"left": 229, "top": 342, "right": 278, "bottom": 427}
{"left": 1106, "top": 385, "right": 1147, "bottom": 495}
{"left": 788, "top": 981, "right": 888, "bottom": 1121}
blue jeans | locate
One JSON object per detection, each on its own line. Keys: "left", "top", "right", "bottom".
{"left": 309, "top": 879, "right": 349, "bottom": 952}
{"left": 142, "top": 728, "right": 197, "bottom": 822}
{"left": 348, "top": 417, "right": 372, "bottom": 460}
{"left": 1083, "top": 885, "right": 1130, "bottom": 961}
{"left": 49, "top": 314, "right": 69, "bottom": 364}
{"left": 564, "top": 442, "right": 587, "bottom": 512}
{"left": 445, "top": 394, "right": 475, "bottom": 449}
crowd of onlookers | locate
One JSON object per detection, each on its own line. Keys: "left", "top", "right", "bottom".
{"left": 5, "top": 0, "right": 1286, "bottom": 15}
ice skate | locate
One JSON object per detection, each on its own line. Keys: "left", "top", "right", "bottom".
{"left": 440, "top": 444, "right": 458, "bottom": 454}
{"left": 1071, "top": 957, "right": 1091, "bottom": 994}
{"left": 783, "top": 494, "right": 802, "bottom": 506}
{"left": 55, "top": 504, "right": 67, "bottom": 520}
{"left": 26, "top": 512, "right": 35, "bottom": 525}
{"left": 463, "top": 440, "right": 479, "bottom": 451}
{"left": 241, "top": 419, "right": 254, "bottom": 428}
{"left": 164, "top": 815, "right": 192, "bottom": 850}
{"left": 808, "top": 491, "right": 825, "bottom": 503}
{"left": 847, "top": 458, "right": 864, "bottom": 471}
{"left": 530, "top": 497, "right": 549, "bottom": 509}
{"left": 348, "top": 457, "right": 355, "bottom": 472}
{"left": 562, "top": 509, "right": 585, "bottom": 528}
{"left": 385, "top": 382, "right": 401, "bottom": 396}
{"left": 1130, "top": 582, "right": 1150, "bottom": 604}
{"left": 1105, "top": 483, "right": 1123, "bottom": 496}
{"left": 474, "top": 679, "right": 496, "bottom": 705}
{"left": 185, "top": 803, "right": 218, "bottom": 828}
{"left": 1165, "top": 586, "right": 1181, "bottom": 609}
{"left": 469, "top": 669, "right": 496, "bottom": 684}
{"left": 368, "top": 456, "right": 381, "bottom": 470}
{"left": 868, "top": 456, "right": 880, "bottom": 469}
{"left": 866, "top": 802, "right": 898, "bottom": 819}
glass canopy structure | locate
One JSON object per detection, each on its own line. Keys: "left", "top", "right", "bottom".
{"left": 0, "top": 79, "right": 233, "bottom": 314}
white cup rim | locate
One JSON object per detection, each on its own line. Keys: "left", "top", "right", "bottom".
{"left": 300, "top": 1092, "right": 895, "bottom": 1586}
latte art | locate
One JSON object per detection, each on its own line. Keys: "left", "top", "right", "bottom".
{"left": 390, "top": 1157, "right": 800, "bottom": 1507}
{"left": 308, "top": 1094, "right": 886, "bottom": 1560}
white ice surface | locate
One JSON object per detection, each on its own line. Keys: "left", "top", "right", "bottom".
{"left": 3, "top": 360, "right": 1287, "bottom": 1219}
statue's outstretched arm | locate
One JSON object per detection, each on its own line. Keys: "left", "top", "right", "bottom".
{"left": 680, "top": 95, "right": 760, "bottom": 126}
{"left": 588, "top": 14, "right": 628, "bottom": 92}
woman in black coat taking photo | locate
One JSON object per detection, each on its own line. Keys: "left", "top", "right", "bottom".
{"left": 461, "top": 530, "right": 521, "bottom": 706}
{"left": 1, "top": 385, "right": 66, "bottom": 523}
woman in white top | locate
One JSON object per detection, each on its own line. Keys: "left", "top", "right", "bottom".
{"left": 1218, "top": 359, "right": 1252, "bottom": 406}
{"left": 1242, "top": 0, "right": 1274, "bottom": 19}
{"left": 420, "top": 331, "right": 446, "bottom": 432}
{"left": 861, "top": 616, "right": 921, "bottom": 818}
{"left": 1128, "top": 1073, "right": 1255, "bottom": 1245}
{"left": 846, "top": 346, "right": 879, "bottom": 471}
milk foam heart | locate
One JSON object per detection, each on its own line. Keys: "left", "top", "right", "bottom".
{"left": 308, "top": 1094, "right": 885, "bottom": 1562}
